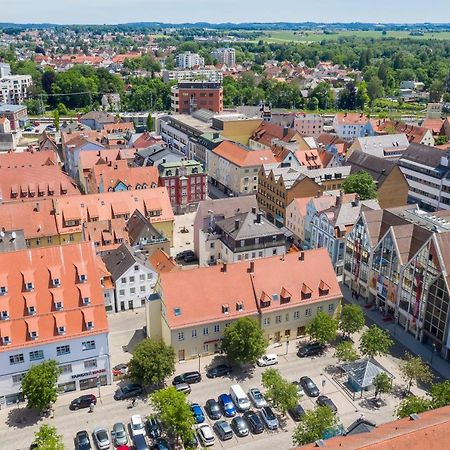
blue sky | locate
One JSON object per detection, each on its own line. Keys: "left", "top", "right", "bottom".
{"left": 3, "top": 0, "right": 450, "bottom": 24}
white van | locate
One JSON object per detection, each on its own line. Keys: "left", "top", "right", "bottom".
{"left": 230, "top": 384, "right": 251, "bottom": 412}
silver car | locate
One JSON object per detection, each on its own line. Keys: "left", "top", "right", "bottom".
{"left": 111, "top": 422, "right": 128, "bottom": 446}
{"left": 248, "top": 388, "right": 267, "bottom": 408}
{"left": 260, "top": 406, "right": 279, "bottom": 431}
{"left": 93, "top": 427, "right": 110, "bottom": 449}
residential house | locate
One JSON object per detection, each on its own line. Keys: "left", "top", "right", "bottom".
{"left": 293, "top": 113, "right": 324, "bottom": 138}
{"left": 371, "top": 119, "right": 435, "bottom": 146}
{"left": 80, "top": 111, "right": 117, "bottom": 131}
{"left": 333, "top": 113, "right": 373, "bottom": 140}
{"left": 198, "top": 209, "right": 287, "bottom": 266}
{"left": 0, "top": 74, "right": 32, "bottom": 104}
{"left": 398, "top": 144, "right": 450, "bottom": 211}
{"left": 158, "top": 159, "right": 207, "bottom": 214}
{"left": 102, "top": 243, "right": 156, "bottom": 313}
{"left": 0, "top": 242, "right": 111, "bottom": 405}
{"left": 170, "top": 82, "right": 223, "bottom": 114}
{"left": 0, "top": 149, "right": 57, "bottom": 168}
{"left": 310, "top": 193, "right": 380, "bottom": 275}
{"left": 347, "top": 134, "right": 410, "bottom": 160}
{"left": 193, "top": 196, "right": 259, "bottom": 258}
{"left": 345, "top": 151, "right": 410, "bottom": 209}
{"left": 0, "top": 104, "right": 28, "bottom": 131}
{"left": 343, "top": 205, "right": 450, "bottom": 359}
{"left": 249, "top": 122, "right": 309, "bottom": 150}
{"left": 146, "top": 249, "right": 341, "bottom": 361}
{"left": 208, "top": 141, "right": 277, "bottom": 196}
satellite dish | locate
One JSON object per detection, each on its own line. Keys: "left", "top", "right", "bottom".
{"left": 11, "top": 232, "right": 16, "bottom": 239}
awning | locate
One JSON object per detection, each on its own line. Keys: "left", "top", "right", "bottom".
{"left": 25, "top": 316, "right": 39, "bottom": 334}
{"left": 53, "top": 313, "right": 66, "bottom": 329}
{"left": 23, "top": 292, "right": 37, "bottom": 309}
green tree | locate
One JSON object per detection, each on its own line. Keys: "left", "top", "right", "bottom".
{"left": 334, "top": 340, "right": 359, "bottom": 363}
{"left": 146, "top": 113, "right": 154, "bottom": 131}
{"left": 150, "top": 387, "right": 195, "bottom": 445}
{"left": 429, "top": 80, "right": 444, "bottom": 102}
{"left": 339, "top": 304, "right": 365, "bottom": 338}
{"left": 32, "top": 424, "right": 65, "bottom": 450}
{"left": 342, "top": 172, "right": 377, "bottom": 200}
{"left": 397, "top": 396, "right": 431, "bottom": 418}
{"left": 429, "top": 380, "right": 450, "bottom": 409}
{"left": 221, "top": 317, "right": 267, "bottom": 364}
{"left": 21, "top": 360, "right": 61, "bottom": 411}
{"left": 356, "top": 82, "right": 370, "bottom": 109}
{"left": 399, "top": 353, "right": 434, "bottom": 394}
{"left": 306, "top": 311, "right": 338, "bottom": 345}
{"left": 53, "top": 109, "right": 60, "bottom": 131}
{"left": 261, "top": 368, "right": 299, "bottom": 415}
{"left": 372, "top": 372, "right": 392, "bottom": 399}
{"left": 128, "top": 339, "right": 175, "bottom": 386}
{"left": 366, "top": 77, "right": 385, "bottom": 104}
{"left": 307, "top": 96, "right": 319, "bottom": 111}
{"left": 359, "top": 325, "right": 393, "bottom": 360}
{"left": 292, "top": 406, "right": 337, "bottom": 446}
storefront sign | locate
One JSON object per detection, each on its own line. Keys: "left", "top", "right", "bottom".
{"left": 71, "top": 368, "right": 106, "bottom": 380}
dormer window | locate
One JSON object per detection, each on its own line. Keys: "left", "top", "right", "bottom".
{"left": 82, "top": 297, "right": 90, "bottom": 305}
{"left": 86, "top": 321, "right": 94, "bottom": 330}
{"left": 1, "top": 310, "right": 9, "bottom": 320}
{"left": 55, "top": 301, "right": 63, "bottom": 310}
{"left": 30, "top": 330, "right": 38, "bottom": 340}
{"left": 25, "top": 282, "right": 34, "bottom": 291}
{"left": 52, "top": 278, "right": 61, "bottom": 287}
{"left": 222, "top": 304, "right": 229, "bottom": 314}
{"left": 236, "top": 302, "right": 244, "bottom": 312}
{"left": 79, "top": 274, "right": 87, "bottom": 283}
{"left": 2, "top": 336, "right": 10, "bottom": 345}
{"left": 174, "top": 307, "right": 182, "bottom": 316}
{"left": 0, "top": 286, "right": 7, "bottom": 295}
{"left": 57, "top": 326, "right": 65, "bottom": 335}
{"left": 28, "top": 306, "right": 36, "bottom": 315}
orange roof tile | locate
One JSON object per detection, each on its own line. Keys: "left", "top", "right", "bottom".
{"left": 212, "top": 141, "right": 277, "bottom": 167}
{"left": 149, "top": 250, "right": 178, "bottom": 274}
{"left": 0, "top": 150, "right": 57, "bottom": 168}
{"left": 0, "top": 242, "right": 108, "bottom": 350}
{"left": 78, "top": 149, "right": 121, "bottom": 174}
{"left": 335, "top": 113, "right": 369, "bottom": 126}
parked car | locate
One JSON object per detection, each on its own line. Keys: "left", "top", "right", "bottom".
{"left": 214, "top": 420, "right": 233, "bottom": 441}
{"left": 248, "top": 387, "right": 267, "bottom": 408}
{"left": 316, "top": 395, "right": 338, "bottom": 413}
{"left": 300, "top": 376, "right": 320, "bottom": 397}
{"left": 111, "top": 422, "right": 128, "bottom": 447}
{"left": 132, "top": 434, "right": 149, "bottom": 450}
{"left": 205, "top": 398, "right": 222, "bottom": 420}
{"left": 145, "top": 417, "right": 162, "bottom": 440}
{"left": 92, "top": 427, "right": 110, "bottom": 450}
{"left": 297, "top": 342, "right": 326, "bottom": 358}
{"left": 183, "top": 432, "right": 199, "bottom": 449}
{"left": 231, "top": 416, "right": 249, "bottom": 437}
{"left": 75, "top": 430, "right": 92, "bottom": 450}
{"left": 292, "top": 381, "right": 305, "bottom": 397}
{"left": 130, "top": 415, "right": 146, "bottom": 437}
{"left": 244, "top": 410, "right": 264, "bottom": 434}
{"left": 114, "top": 383, "right": 143, "bottom": 400}
{"left": 117, "top": 446, "right": 131, "bottom": 450}
{"left": 175, "top": 250, "right": 195, "bottom": 261}
{"left": 183, "top": 254, "right": 198, "bottom": 263}
{"left": 197, "top": 424, "right": 215, "bottom": 447}
{"left": 260, "top": 406, "right": 279, "bottom": 430}
{"left": 288, "top": 404, "right": 305, "bottom": 422}
{"left": 154, "top": 438, "right": 170, "bottom": 450}
{"left": 218, "top": 393, "right": 236, "bottom": 417}
{"left": 191, "top": 403, "right": 205, "bottom": 424}
{"left": 112, "top": 363, "right": 128, "bottom": 376}
{"left": 206, "top": 364, "right": 232, "bottom": 378}
{"left": 24, "top": 126, "right": 34, "bottom": 132}
{"left": 256, "top": 354, "right": 278, "bottom": 367}
{"left": 230, "top": 384, "right": 250, "bottom": 411}
{"left": 175, "top": 383, "right": 191, "bottom": 394}
{"left": 70, "top": 394, "right": 97, "bottom": 410}
{"left": 172, "top": 371, "right": 201, "bottom": 385}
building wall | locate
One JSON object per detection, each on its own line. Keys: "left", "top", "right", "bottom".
{"left": 25, "top": 232, "right": 83, "bottom": 249}
{"left": 286, "top": 201, "right": 306, "bottom": 243}
{"left": 220, "top": 119, "right": 262, "bottom": 146}
{"left": 171, "top": 86, "right": 223, "bottom": 114}
{"left": 0, "top": 333, "right": 110, "bottom": 405}
{"left": 377, "top": 167, "right": 409, "bottom": 209}
{"left": 294, "top": 115, "right": 324, "bottom": 138}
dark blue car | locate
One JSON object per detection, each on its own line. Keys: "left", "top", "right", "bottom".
{"left": 191, "top": 403, "right": 205, "bottom": 423}
{"left": 218, "top": 393, "right": 236, "bottom": 417}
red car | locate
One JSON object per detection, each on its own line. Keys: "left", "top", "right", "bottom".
{"left": 117, "top": 446, "right": 130, "bottom": 450}
{"left": 112, "top": 363, "right": 128, "bottom": 376}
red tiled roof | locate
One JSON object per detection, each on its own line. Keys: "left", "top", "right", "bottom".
{"left": 212, "top": 141, "right": 277, "bottom": 167}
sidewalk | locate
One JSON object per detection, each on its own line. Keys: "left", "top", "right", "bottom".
{"left": 341, "top": 284, "right": 450, "bottom": 380}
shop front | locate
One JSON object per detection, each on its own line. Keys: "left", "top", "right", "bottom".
{"left": 71, "top": 368, "right": 108, "bottom": 391}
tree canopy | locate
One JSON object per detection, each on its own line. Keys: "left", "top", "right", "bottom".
{"left": 342, "top": 172, "right": 377, "bottom": 201}
{"left": 221, "top": 317, "right": 267, "bottom": 364}
{"left": 397, "top": 396, "right": 432, "bottom": 418}
{"left": 334, "top": 340, "right": 359, "bottom": 363}
{"left": 399, "top": 353, "right": 434, "bottom": 394}
{"left": 292, "top": 406, "right": 337, "bottom": 446}
{"left": 21, "top": 360, "right": 61, "bottom": 411}
{"left": 359, "top": 325, "right": 393, "bottom": 359}
{"left": 261, "top": 368, "right": 299, "bottom": 415}
{"left": 339, "top": 304, "right": 365, "bottom": 337}
{"left": 372, "top": 372, "right": 392, "bottom": 399}
{"left": 32, "top": 424, "right": 65, "bottom": 450}
{"left": 306, "top": 311, "right": 338, "bottom": 345}
{"left": 128, "top": 339, "right": 175, "bottom": 386}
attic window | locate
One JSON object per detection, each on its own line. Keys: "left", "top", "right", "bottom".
{"left": 79, "top": 274, "right": 87, "bottom": 283}
{"left": 57, "top": 326, "right": 65, "bottom": 335}
{"left": 1, "top": 310, "right": 9, "bottom": 320}
{"left": 236, "top": 302, "right": 244, "bottom": 312}
{"left": 25, "top": 282, "right": 34, "bottom": 291}
{"left": 222, "top": 304, "right": 229, "bottom": 314}
{"left": 55, "top": 301, "right": 63, "bottom": 310}
{"left": 2, "top": 336, "right": 10, "bottom": 345}
{"left": 174, "top": 307, "right": 182, "bottom": 316}
{"left": 0, "top": 286, "right": 7, "bottom": 295}
{"left": 28, "top": 306, "right": 36, "bottom": 315}
{"left": 271, "top": 294, "right": 279, "bottom": 301}
{"left": 52, "top": 278, "right": 61, "bottom": 287}
{"left": 319, "top": 280, "right": 330, "bottom": 296}
{"left": 82, "top": 297, "right": 91, "bottom": 305}
{"left": 86, "top": 321, "right": 94, "bottom": 330}
{"left": 30, "top": 330, "right": 38, "bottom": 340}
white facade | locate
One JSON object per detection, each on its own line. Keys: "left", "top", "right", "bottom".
{"left": 163, "top": 69, "right": 223, "bottom": 83}
{"left": 294, "top": 114, "right": 324, "bottom": 138}
{"left": 175, "top": 52, "right": 205, "bottom": 69}
{"left": 211, "top": 48, "right": 236, "bottom": 66}
{"left": 0, "top": 75, "right": 32, "bottom": 104}
{"left": 114, "top": 262, "right": 156, "bottom": 312}
{"left": 0, "top": 333, "right": 110, "bottom": 405}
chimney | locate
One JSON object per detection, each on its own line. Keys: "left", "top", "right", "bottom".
{"left": 235, "top": 219, "right": 240, "bottom": 230}
{"left": 354, "top": 194, "right": 360, "bottom": 206}
{"left": 299, "top": 251, "right": 305, "bottom": 261}
{"left": 221, "top": 262, "right": 227, "bottom": 273}
{"left": 336, "top": 190, "right": 344, "bottom": 207}
{"left": 162, "top": 158, "right": 166, "bottom": 164}
{"left": 248, "top": 261, "right": 255, "bottom": 273}
{"left": 256, "top": 212, "right": 262, "bottom": 223}
{"left": 283, "top": 126, "right": 289, "bottom": 138}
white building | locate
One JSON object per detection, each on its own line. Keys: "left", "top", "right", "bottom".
{"left": 175, "top": 52, "right": 205, "bottom": 69}
{"left": 294, "top": 113, "right": 324, "bottom": 138}
{"left": 0, "top": 242, "right": 111, "bottom": 405}
{"left": 0, "top": 74, "right": 32, "bottom": 104}
{"left": 102, "top": 243, "right": 157, "bottom": 312}
{"left": 162, "top": 69, "right": 223, "bottom": 83}
{"left": 0, "top": 63, "right": 11, "bottom": 78}
{"left": 211, "top": 48, "right": 236, "bottom": 66}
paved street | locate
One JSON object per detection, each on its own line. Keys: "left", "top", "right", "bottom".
{"left": 0, "top": 302, "right": 419, "bottom": 450}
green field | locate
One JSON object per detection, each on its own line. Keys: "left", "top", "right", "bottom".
{"left": 262, "top": 29, "right": 450, "bottom": 43}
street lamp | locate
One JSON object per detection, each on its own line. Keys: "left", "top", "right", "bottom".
{"left": 393, "top": 312, "right": 399, "bottom": 336}
{"left": 285, "top": 340, "right": 290, "bottom": 355}
{"left": 198, "top": 354, "right": 201, "bottom": 373}
{"left": 430, "top": 343, "right": 437, "bottom": 365}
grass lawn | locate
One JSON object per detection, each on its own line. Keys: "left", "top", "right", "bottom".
{"left": 262, "top": 30, "right": 450, "bottom": 43}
